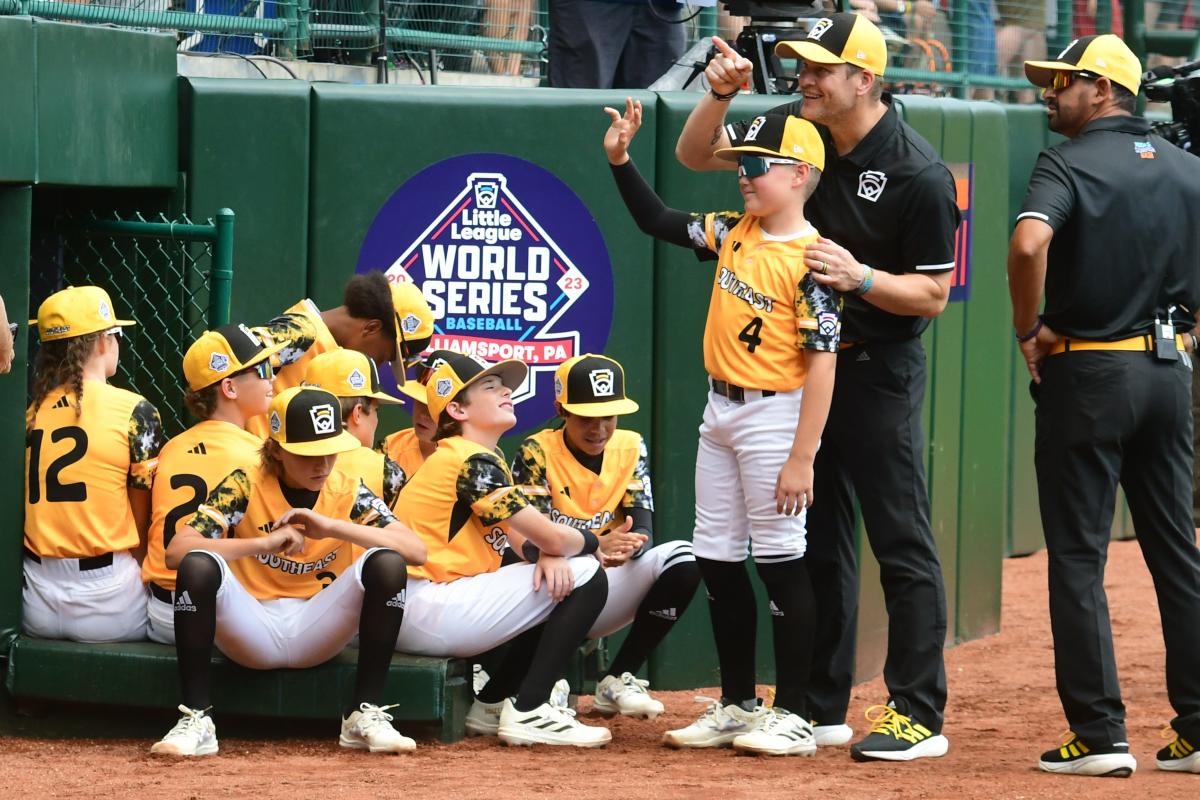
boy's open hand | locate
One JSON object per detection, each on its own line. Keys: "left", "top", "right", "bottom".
{"left": 603, "top": 97, "right": 642, "bottom": 165}
{"left": 706, "top": 36, "right": 753, "bottom": 96}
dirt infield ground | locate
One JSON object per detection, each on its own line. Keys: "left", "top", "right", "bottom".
{"left": 4, "top": 538, "right": 1197, "bottom": 799}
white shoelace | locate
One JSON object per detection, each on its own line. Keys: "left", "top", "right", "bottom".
{"left": 617, "top": 673, "right": 651, "bottom": 695}
{"left": 165, "top": 705, "right": 210, "bottom": 739}
{"left": 354, "top": 702, "right": 398, "bottom": 734}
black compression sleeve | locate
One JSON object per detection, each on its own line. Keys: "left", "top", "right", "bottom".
{"left": 624, "top": 505, "right": 653, "bottom": 558}
{"left": 609, "top": 161, "right": 696, "bottom": 249}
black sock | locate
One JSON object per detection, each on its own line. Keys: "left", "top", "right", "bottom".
{"left": 513, "top": 568, "right": 609, "bottom": 712}
{"left": 756, "top": 557, "right": 815, "bottom": 716}
{"left": 475, "top": 624, "right": 543, "bottom": 704}
{"left": 696, "top": 557, "right": 757, "bottom": 705}
{"left": 174, "top": 552, "right": 222, "bottom": 711}
{"left": 347, "top": 549, "right": 409, "bottom": 716}
{"left": 607, "top": 556, "right": 701, "bottom": 677}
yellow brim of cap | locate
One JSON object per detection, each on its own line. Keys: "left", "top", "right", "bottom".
{"left": 368, "top": 390, "right": 405, "bottom": 405}
{"left": 1023, "top": 59, "right": 1079, "bottom": 87}
{"left": 714, "top": 144, "right": 793, "bottom": 162}
{"left": 276, "top": 429, "right": 363, "bottom": 457}
{"left": 561, "top": 397, "right": 640, "bottom": 417}
{"left": 395, "top": 380, "right": 428, "bottom": 404}
{"left": 32, "top": 317, "right": 137, "bottom": 341}
{"left": 776, "top": 40, "right": 845, "bottom": 65}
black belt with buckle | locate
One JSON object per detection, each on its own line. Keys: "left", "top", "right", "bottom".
{"left": 710, "top": 378, "right": 776, "bottom": 403}
{"left": 149, "top": 582, "right": 173, "bottom": 603}
{"left": 23, "top": 546, "right": 114, "bottom": 571}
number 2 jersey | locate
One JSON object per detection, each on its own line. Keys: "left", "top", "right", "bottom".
{"left": 688, "top": 212, "right": 842, "bottom": 391}
{"left": 186, "top": 462, "right": 398, "bottom": 601}
{"left": 24, "top": 380, "right": 164, "bottom": 559}
{"left": 511, "top": 428, "right": 652, "bottom": 537}
{"left": 142, "top": 419, "right": 264, "bottom": 592}
{"left": 394, "top": 435, "right": 530, "bottom": 584}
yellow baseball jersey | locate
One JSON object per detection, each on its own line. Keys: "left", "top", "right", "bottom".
{"left": 337, "top": 444, "right": 406, "bottom": 510}
{"left": 382, "top": 427, "right": 428, "bottom": 481}
{"left": 687, "top": 212, "right": 843, "bottom": 391}
{"left": 395, "top": 436, "right": 529, "bottom": 584}
{"left": 245, "top": 299, "right": 339, "bottom": 438}
{"left": 143, "top": 420, "right": 263, "bottom": 591}
{"left": 24, "top": 381, "right": 164, "bottom": 559}
{"left": 511, "top": 428, "right": 652, "bottom": 537}
{"left": 187, "top": 463, "right": 397, "bottom": 601}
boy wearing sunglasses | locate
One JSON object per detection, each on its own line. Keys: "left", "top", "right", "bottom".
{"left": 604, "top": 102, "right": 841, "bottom": 755}
{"left": 143, "top": 325, "right": 283, "bottom": 644}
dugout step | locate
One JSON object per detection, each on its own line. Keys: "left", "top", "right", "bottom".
{"left": 3, "top": 636, "right": 471, "bottom": 742}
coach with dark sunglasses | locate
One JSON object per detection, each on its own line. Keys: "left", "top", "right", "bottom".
{"left": 1009, "top": 33, "right": 1200, "bottom": 777}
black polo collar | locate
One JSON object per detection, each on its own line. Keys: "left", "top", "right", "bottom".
{"left": 1078, "top": 114, "right": 1151, "bottom": 136}
{"left": 843, "top": 94, "right": 899, "bottom": 168}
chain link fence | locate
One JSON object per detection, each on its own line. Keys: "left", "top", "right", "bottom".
{"left": 28, "top": 210, "right": 233, "bottom": 437}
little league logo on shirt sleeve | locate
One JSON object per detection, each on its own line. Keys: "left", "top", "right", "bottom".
{"left": 357, "top": 153, "right": 614, "bottom": 436}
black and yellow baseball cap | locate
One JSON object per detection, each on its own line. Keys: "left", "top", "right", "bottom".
{"left": 714, "top": 114, "right": 826, "bottom": 171}
{"left": 31, "top": 285, "right": 135, "bottom": 342}
{"left": 775, "top": 13, "right": 888, "bottom": 76}
{"left": 183, "top": 323, "right": 284, "bottom": 391}
{"left": 267, "top": 386, "right": 362, "bottom": 457}
{"left": 389, "top": 281, "right": 435, "bottom": 369}
{"left": 425, "top": 351, "right": 527, "bottom": 422}
{"left": 396, "top": 348, "right": 465, "bottom": 407}
{"left": 1024, "top": 34, "right": 1141, "bottom": 95}
{"left": 303, "top": 349, "right": 403, "bottom": 405}
{"left": 554, "top": 354, "right": 639, "bottom": 417}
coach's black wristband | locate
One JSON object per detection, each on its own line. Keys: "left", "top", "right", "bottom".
{"left": 575, "top": 530, "right": 600, "bottom": 557}
{"left": 521, "top": 540, "right": 542, "bottom": 563}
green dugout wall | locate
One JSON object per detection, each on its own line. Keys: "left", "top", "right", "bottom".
{"left": 2, "top": 17, "right": 1084, "bottom": 691}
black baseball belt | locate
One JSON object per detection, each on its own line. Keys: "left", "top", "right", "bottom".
{"left": 23, "top": 546, "right": 114, "bottom": 571}
{"left": 710, "top": 377, "right": 776, "bottom": 403}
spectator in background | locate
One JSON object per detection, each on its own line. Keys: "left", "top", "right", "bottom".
{"left": 1073, "top": 0, "right": 1124, "bottom": 36}
{"left": 0, "top": 294, "right": 14, "bottom": 374}
{"left": 997, "top": 0, "right": 1048, "bottom": 102}
{"left": 966, "top": 0, "right": 999, "bottom": 98}
{"left": 549, "top": 0, "right": 686, "bottom": 89}
{"left": 480, "top": 0, "right": 533, "bottom": 76}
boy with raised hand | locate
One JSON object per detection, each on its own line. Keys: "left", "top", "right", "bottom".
{"left": 603, "top": 100, "right": 842, "bottom": 755}
{"left": 144, "top": 324, "right": 281, "bottom": 643}
{"left": 303, "top": 348, "right": 408, "bottom": 509}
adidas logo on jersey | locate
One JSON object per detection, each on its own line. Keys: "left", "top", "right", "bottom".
{"left": 257, "top": 522, "right": 273, "bottom": 534}
{"left": 649, "top": 607, "right": 677, "bottom": 621}
{"left": 769, "top": 600, "right": 784, "bottom": 617}
{"left": 174, "top": 591, "right": 198, "bottom": 613}
{"left": 386, "top": 590, "right": 406, "bottom": 609}
{"left": 187, "top": 442, "right": 208, "bottom": 455}
{"left": 53, "top": 395, "right": 71, "bottom": 409}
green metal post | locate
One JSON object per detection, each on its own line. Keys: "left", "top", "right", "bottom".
{"left": 1051, "top": 0, "right": 1074, "bottom": 58}
{"left": 210, "top": 208, "right": 235, "bottom": 328}
{"left": 1125, "top": 0, "right": 1146, "bottom": 115}
{"left": 950, "top": 0, "right": 967, "bottom": 97}
{"left": 699, "top": 7, "right": 717, "bottom": 42}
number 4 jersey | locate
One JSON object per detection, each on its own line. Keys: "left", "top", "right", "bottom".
{"left": 25, "top": 380, "right": 164, "bottom": 559}
{"left": 142, "top": 419, "right": 264, "bottom": 592}
{"left": 687, "top": 212, "right": 842, "bottom": 391}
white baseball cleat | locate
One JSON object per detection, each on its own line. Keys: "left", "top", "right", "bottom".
{"left": 339, "top": 703, "right": 416, "bottom": 754}
{"left": 151, "top": 704, "right": 218, "bottom": 757}
{"left": 813, "top": 722, "right": 854, "bottom": 746}
{"left": 662, "top": 697, "right": 769, "bottom": 749}
{"left": 594, "top": 672, "right": 665, "bottom": 719}
{"left": 733, "top": 709, "right": 817, "bottom": 756}
{"left": 465, "top": 698, "right": 505, "bottom": 736}
{"left": 497, "top": 698, "right": 612, "bottom": 747}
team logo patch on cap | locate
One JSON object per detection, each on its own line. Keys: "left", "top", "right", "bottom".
{"left": 808, "top": 17, "right": 832, "bottom": 40}
{"left": 347, "top": 368, "right": 367, "bottom": 390}
{"left": 857, "top": 170, "right": 888, "bottom": 202}
{"left": 269, "top": 411, "right": 282, "bottom": 434}
{"left": 436, "top": 378, "right": 454, "bottom": 397}
{"left": 98, "top": 300, "right": 112, "bottom": 321}
{"left": 818, "top": 312, "right": 839, "bottom": 337}
{"left": 401, "top": 313, "right": 422, "bottom": 334}
{"left": 554, "top": 376, "right": 564, "bottom": 399}
{"left": 209, "top": 352, "right": 230, "bottom": 373}
{"left": 309, "top": 404, "right": 337, "bottom": 435}
{"left": 588, "top": 369, "right": 615, "bottom": 397}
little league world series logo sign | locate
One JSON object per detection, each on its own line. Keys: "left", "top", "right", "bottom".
{"left": 357, "top": 153, "right": 614, "bottom": 433}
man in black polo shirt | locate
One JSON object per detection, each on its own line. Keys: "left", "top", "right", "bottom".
{"left": 1009, "top": 34, "right": 1200, "bottom": 778}
{"left": 676, "top": 13, "right": 959, "bottom": 762}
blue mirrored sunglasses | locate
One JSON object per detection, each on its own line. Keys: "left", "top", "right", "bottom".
{"left": 737, "top": 155, "right": 800, "bottom": 179}
{"left": 233, "top": 360, "right": 273, "bottom": 380}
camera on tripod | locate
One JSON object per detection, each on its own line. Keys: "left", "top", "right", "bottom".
{"left": 1143, "top": 59, "right": 1200, "bottom": 154}
{"left": 721, "top": 0, "right": 830, "bottom": 94}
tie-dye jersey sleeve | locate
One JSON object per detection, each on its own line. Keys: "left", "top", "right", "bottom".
{"left": 127, "top": 399, "right": 165, "bottom": 490}
{"left": 250, "top": 312, "right": 319, "bottom": 368}
{"left": 188, "top": 469, "right": 252, "bottom": 539}
{"left": 351, "top": 479, "right": 401, "bottom": 528}
{"left": 795, "top": 271, "right": 844, "bottom": 352}
{"left": 509, "top": 438, "right": 552, "bottom": 515}
{"left": 382, "top": 454, "right": 406, "bottom": 510}
{"left": 457, "top": 452, "right": 530, "bottom": 525}
{"left": 621, "top": 436, "right": 654, "bottom": 511}
{"left": 687, "top": 211, "right": 745, "bottom": 255}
